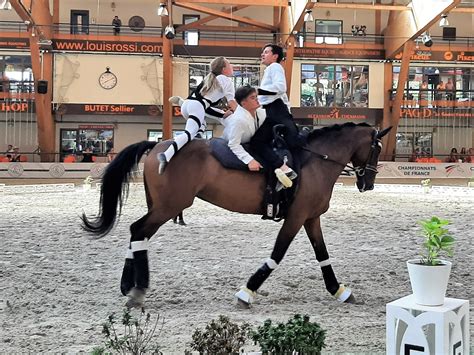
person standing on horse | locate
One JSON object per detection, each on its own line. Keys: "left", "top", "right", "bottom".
{"left": 250, "top": 44, "right": 300, "bottom": 190}
{"left": 221, "top": 85, "right": 266, "bottom": 171}
{"left": 158, "top": 57, "right": 237, "bottom": 174}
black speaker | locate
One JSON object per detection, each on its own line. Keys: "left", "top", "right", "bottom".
{"left": 37, "top": 80, "right": 48, "bottom": 94}
{"left": 442, "top": 27, "right": 456, "bottom": 41}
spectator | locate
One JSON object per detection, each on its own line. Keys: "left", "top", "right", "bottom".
{"left": 107, "top": 148, "right": 116, "bottom": 162}
{"left": 0, "top": 72, "right": 10, "bottom": 93}
{"left": 445, "top": 78, "right": 455, "bottom": 101}
{"left": 81, "top": 147, "right": 94, "bottom": 162}
{"left": 5, "top": 144, "right": 13, "bottom": 160}
{"left": 459, "top": 147, "right": 467, "bottom": 162}
{"left": 445, "top": 148, "right": 458, "bottom": 163}
{"left": 465, "top": 148, "right": 474, "bottom": 163}
{"left": 112, "top": 16, "right": 122, "bottom": 35}
{"left": 10, "top": 146, "right": 21, "bottom": 162}
{"left": 435, "top": 80, "right": 445, "bottom": 101}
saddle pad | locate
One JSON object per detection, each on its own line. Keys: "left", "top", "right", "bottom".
{"left": 209, "top": 138, "right": 248, "bottom": 171}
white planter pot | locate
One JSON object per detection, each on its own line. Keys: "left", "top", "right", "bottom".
{"left": 407, "top": 259, "right": 452, "bottom": 306}
{"left": 83, "top": 184, "right": 92, "bottom": 191}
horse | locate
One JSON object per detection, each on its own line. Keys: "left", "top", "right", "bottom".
{"left": 82, "top": 122, "right": 391, "bottom": 308}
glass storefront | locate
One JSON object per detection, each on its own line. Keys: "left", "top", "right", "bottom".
{"left": 0, "top": 54, "right": 34, "bottom": 93}
{"left": 60, "top": 128, "right": 114, "bottom": 160}
{"left": 301, "top": 64, "right": 369, "bottom": 108}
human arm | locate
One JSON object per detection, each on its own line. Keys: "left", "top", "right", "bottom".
{"left": 226, "top": 121, "right": 259, "bottom": 167}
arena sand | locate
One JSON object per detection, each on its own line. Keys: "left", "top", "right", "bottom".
{"left": 1, "top": 184, "right": 473, "bottom": 353}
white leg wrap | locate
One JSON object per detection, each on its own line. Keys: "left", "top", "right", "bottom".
{"left": 125, "top": 248, "right": 134, "bottom": 259}
{"left": 334, "top": 284, "right": 352, "bottom": 302}
{"left": 319, "top": 259, "right": 331, "bottom": 267}
{"left": 235, "top": 287, "right": 256, "bottom": 305}
{"left": 130, "top": 239, "right": 149, "bottom": 252}
{"left": 265, "top": 258, "right": 278, "bottom": 269}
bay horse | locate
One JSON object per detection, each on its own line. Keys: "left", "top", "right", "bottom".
{"left": 82, "top": 122, "right": 391, "bottom": 308}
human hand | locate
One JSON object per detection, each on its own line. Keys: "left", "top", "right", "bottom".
{"left": 223, "top": 110, "right": 233, "bottom": 119}
{"left": 248, "top": 159, "right": 262, "bottom": 171}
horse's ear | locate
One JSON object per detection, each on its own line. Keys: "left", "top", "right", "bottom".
{"left": 376, "top": 126, "right": 392, "bottom": 139}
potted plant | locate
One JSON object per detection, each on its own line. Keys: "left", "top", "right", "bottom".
{"left": 83, "top": 176, "right": 94, "bottom": 191}
{"left": 407, "top": 217, "right": 455, "bottom": 306}
{"left": 468, "top": 177, "right": 474, "bottom": 188}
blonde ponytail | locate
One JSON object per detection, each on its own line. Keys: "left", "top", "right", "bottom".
{"left": 200, "top": 57, "right": 228, "bottom": 96}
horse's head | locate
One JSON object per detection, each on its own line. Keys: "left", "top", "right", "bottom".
{"left": 351, "top": 126, "right": 392, "bottom": 192}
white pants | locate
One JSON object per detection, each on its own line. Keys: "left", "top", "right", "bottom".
{"left": 162, "top": 100, "right": 207, "bottom": 162}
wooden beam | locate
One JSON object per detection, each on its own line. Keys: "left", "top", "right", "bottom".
{"left": 9, "top": 0, "right": 34, "bottom": 24}
{"left": 174, "top": 0, "right": 287, "bottom": 6}
{"left": 451, "top": 7, "right": 474, "bottom": 13}
{"left": 375, "top": 0, "right": 381, "bottom": 35}
{"left": 273, "top": 6, "right": 280, "bottom": 27}
{"left": 383, "top": 41, "right": 415, "bottom": 161}
{"left": 284, "top": 35, "right": 295, "bottom": 97}
{"left": 53, "top": 0, "right": 59, "bottom": 33}
{"left": 290, "top": 2, "right": 315, "bottom": 36}
{"left": 381, "top": 62, "right": 393, "bottom": 160}
{"left": 162, "top": 36, "right": 173, "bottom": 140}
{"left": 174, "top": 2, "right": 276, "bottom": 31}
{"left": 176, "top": 5, "right": 248, "bottom": 32}
{"left": 313, "top": 3, "right": 408, "bottom": 11}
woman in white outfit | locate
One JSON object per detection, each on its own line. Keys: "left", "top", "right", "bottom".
{"left": 158, "top": 57, "right": 237, "bottom": 174}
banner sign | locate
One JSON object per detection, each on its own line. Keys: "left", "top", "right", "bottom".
{"left": 52, "top": 39, "right": 163, "bottom": 54}
{"left": 377, "top": 162, "right": 474, "bottom": 178}
{"left": 394, "top": 50, "right": 474, "bottom": 63}
{"left": 56, "top": 104, "right": 161, "bottom": 116}
{"left": 295, "top": 47, "right": 385, "bottom": 60}
{"left": 0, "top": 37, "right": 29, "bottom": 50}
{"left": 400, "top": 108, "right": 474, "bottom": 119}
{"left": 292, "top": 107, "right": 382, "bottom": 120}
{"left": 0, "top": 101, "right": 35, "bottom": 112}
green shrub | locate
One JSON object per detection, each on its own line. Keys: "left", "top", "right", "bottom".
{"left": 250, "top": 314, "right": 326, "bottom": 354}
{"left": 92, "top": 308, "right": 163, "bottom": 355}
{"left": 187, "top": 315, "right": 250, "bottom": 355}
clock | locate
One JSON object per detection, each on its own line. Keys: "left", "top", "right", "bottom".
{"left": 98, "top": 67, "right": 117, "bottom": 89}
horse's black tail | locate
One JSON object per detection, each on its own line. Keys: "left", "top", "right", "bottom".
{"left": 81, "top": 141, "right": 158, "bottom": 238}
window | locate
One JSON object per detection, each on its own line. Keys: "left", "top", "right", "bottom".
{"left": 60, "top": 128, "right": 114, "bottom": 161}
{"left": 396, "top": 132, "right": 433, "bottom": 158}
{"left": 315, "top": 20, "right": 343, "bottom": 45}
{"left": 300, "top": 64, "right": 368, "bottom": 107}
{"left": 0, "top": 55, "right": 34, "bottom": 93}
{"left": 183, "top": 15, "right": 199, "bottom": 46}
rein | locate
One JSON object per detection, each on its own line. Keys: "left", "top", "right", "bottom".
{"left": 300, "top": 145, "right": 357, "bottom": 176}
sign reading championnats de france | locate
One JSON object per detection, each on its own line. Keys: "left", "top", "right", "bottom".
{"left": 377, "top": 163, "right": 474, "bottom": 178}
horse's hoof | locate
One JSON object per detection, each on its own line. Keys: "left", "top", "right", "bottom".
{"left": 344, "top": 293, "right": 357, "bottom": 304}
{"left": 178, "top": 221, "right": 187, "bottom": 226}
{"left": 236, "top": 298, "right": 251, "bottom": 309}
{"left": 235, "top": 287, "right": 256, "bottom": 307}
{"left": 125, "top": 288, "right": 146, "bottom": 309}
{"left": 334, "top": 284, "right": 352, "bottom": 303}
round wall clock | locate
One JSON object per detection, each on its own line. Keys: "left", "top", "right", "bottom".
{"left": 98, "top": 67, "right": 117, "bottom": 89}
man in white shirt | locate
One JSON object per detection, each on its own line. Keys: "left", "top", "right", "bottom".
{"left": 221, "top": 86, "right": 265, "bottom": 171}
{"left": 251, "top": 44, "right": 300, "bottom": 189}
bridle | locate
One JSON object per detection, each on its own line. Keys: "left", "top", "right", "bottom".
{"left": 301, "top": 129, "right": 382, "bottom": 178}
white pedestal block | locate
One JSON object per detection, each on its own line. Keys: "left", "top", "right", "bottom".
{"left": 386, "top": 295, "right": 469, "bottom": 355}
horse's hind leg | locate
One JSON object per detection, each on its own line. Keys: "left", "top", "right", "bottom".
{"left": 304, "top": 217, "right": 355, "bottom": 303}
{"left": 235, "top": 217, "right": 303, "bottom": 305}
{"left": 121, "top": 211, "right": 168, "bottom": 308}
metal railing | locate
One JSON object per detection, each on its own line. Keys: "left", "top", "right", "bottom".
{"left": 389, "top": 88, "right": 473, "bottom": 108}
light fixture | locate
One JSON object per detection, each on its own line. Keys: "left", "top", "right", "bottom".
{"left": 422, "top": 32, "right": 433, "bottom": 47}
{"left": 164, "top": 25, "right": 175, "bottom": 40}
{"left": 304, "top": 9, "right": 314, "bottom": 22}
{"left": 1, "top": 0, "right": 12, "bottom": 10}
{"left": 439, "top": 14, "right": 449, "bottom": 27}
{"left": 158, "top": 3, "right": 168, "bottom": 17}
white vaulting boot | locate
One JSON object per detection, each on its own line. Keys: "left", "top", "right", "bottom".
{"left": 275, "top": 168, "right": 293, "bottom": 188}
{"left": 235, "top": 286, "right": 256, "bottom": 306}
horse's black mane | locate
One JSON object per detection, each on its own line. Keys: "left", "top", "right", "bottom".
{"left": 306, "top": 122, "right": 371, "bottom": 142}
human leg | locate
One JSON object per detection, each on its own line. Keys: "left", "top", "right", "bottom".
{"left": 158, "top": 100, "right": 205, "bottom": 174}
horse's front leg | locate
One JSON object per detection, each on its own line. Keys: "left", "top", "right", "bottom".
{"left": 235, "top": 218, "right": 303, "bottom": 306}
{"left": 304, "top": 217, "right": 355, "bottom": 303}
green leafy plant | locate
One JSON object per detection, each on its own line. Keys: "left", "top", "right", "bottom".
{"left": 419, "top": 216, "right": 455, "bottom": 266}
{"left": 250, "top": 314, "right": 326, "bottom": 354}
{"left": 92, "top": 308, "right": 163, "bottom": 355}
{"left": 187, "top": 315, "right": 250, "bottom": 355}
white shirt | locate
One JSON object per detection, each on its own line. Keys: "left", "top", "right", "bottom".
{"left": 258, "top": 62, "right": 290, "bottom": 108}
{"left": 221, "top": 106, "right": 266, "bottom": 164}
{"left": 203, "top": 74, "right": 235, "bottom": 103}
